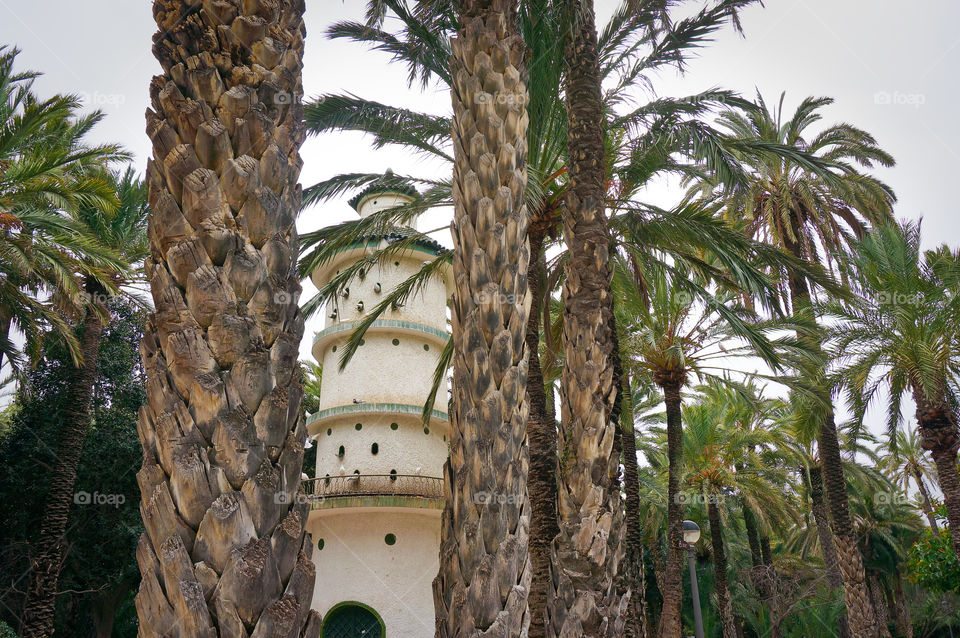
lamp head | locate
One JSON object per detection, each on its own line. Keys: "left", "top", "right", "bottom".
{"left": 682, "top": 519, "right": 701, "bottom": 545}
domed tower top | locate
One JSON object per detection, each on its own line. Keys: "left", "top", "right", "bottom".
{"left": 347, "top": 169, "right": 420, "bottom": 220}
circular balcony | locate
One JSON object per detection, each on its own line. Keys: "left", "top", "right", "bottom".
{"left": 312, "top": 319, "right": 448, "bottom": 361}
{"left": 306, "top": 402, "right": 449, "bottom": 432}
{"left": 303, "top": 474, "right": 445, "bottom": 511}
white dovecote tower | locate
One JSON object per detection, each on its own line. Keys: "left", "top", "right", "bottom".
{"left": 304, "top": 177, "right": 451, "bottom": 637}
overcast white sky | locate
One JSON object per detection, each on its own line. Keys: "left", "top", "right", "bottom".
{"left": 0, "top": 0, "right": 957, "bottom": 448}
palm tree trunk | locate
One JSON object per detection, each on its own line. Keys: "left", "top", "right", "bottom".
{"left": 621, "top": 372, "right": 648, "bottom": 638}
{"left": 707, "top": 498, "right": 737, "bottom": 638}
{"left": 807, "top": 465, "right": 852, "bottom": 638}
{"left": 21, "top": 303, "right": 103, "bottom": 638}
{"left": 788, "top": 261, "right": 877, "bottom": 637}
{"left": 527, "top": 230, "right": 560, "bottom": 638}
{"left": 435, "top": 2, "right": 532, "bottom": 635}
{"left": 0, "top": 312, "right": 10, "bottom": 371}
{"left": 913, "top": 470, "right": 940, "bottom": 533}
{"left": 867, "top": 572, "right": 891, "bottom": 638}
{"left": 136, "top": 2, "right": 318, "bottom": 635}
{"left": 889, "top": 577, "right": 912, "bottom": 638}
{"left": 819, "top": 410, "right": 880, "bottom": 637}
{"left": 550, "top": 0, "right": 625, "bottom": 635}
{"left": 742, "top": 505, "right": 763, "bottom": 569}
{"left": 656, "top": 378, "right": 684, "bottom": 638}
{"left": 916, "top": 400, "right": 960, "bottom": 563}
{"left": 742, "top": 504, "right": 780, "bottom": 638}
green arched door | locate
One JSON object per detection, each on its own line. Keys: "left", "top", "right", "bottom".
{"left": 322, "top": 602, "right": 385, "bottom": 638}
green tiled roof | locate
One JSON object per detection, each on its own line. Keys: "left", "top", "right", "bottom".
{"left": 347, "top": 171, "right": 420, "bottom": 211}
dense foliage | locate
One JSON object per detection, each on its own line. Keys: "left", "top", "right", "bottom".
{"left": 0, "top": 301, "right": 145, "bottom": 637}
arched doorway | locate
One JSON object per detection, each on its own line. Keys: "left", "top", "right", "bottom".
{"left": 322, "top": 601, "right": 385, "bottom": 638}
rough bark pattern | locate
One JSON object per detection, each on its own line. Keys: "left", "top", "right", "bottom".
{"left": 820, "top": 412, "right": 879, "bottom": 638}
{"left": 890, "top": 578, "right": 912, "bottom": 638}
{"left": 527, "top": 231, "right": 560, "bottom": 638}
{"left": 434, "top": 2, "right": 532, "bottom": 635}
{"left": 914, "top": 471, "right": 940, "bottom": 533}
{"left": 21, "top": 305, "right": 104, "bottom": 638}
{"left": 708, "top": 500, "right": 737, "bottom": 638}
{"left": 621, "top": 373, "right": 648, "bottom": 638}
{"left": 742, "top": 505, "right": 763, "bottom": 569}
{"left": 743, "top": 498, "right": 780, "bottom": 638}
{"left": 655, "top": 381, "right": 684, "bottom": 638}
{"left": 867, "top": 573, "right": 891, "bottom": 638}
{"left": 136, "top": 2, "right": 318, "bottom": 636}
{"left": 549, "top": 0, "right": 625, "bottom": 635}
{"left": 808, "top": 466, "right": 852, "bottom": 638}
{"left": 789, "top": 257, "right": 877, "bottom": 637}
{"left": 916, "top": 397, "right": 960, "bottom": 563}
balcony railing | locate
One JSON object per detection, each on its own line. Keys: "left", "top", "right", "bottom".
{"left": 303, "top": 474, "right": 444, "bottom": 502}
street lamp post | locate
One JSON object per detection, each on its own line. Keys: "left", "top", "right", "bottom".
{"left": 683, "top": 520, "right": 705, "bottom": 638}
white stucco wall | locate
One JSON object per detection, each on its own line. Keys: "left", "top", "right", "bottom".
{"left": 307, "top": 508, "right": 440, "bottom": 637}
{"left": 355, "top": 192, "right": 417, "bottom": 222}
{"left": 317, "top": 332, "right": 447, "bottom": 410}
{"left": 316, "top": 248, "right": 450, "bottom": 333}
{"left": 313, "top": 414, "right": 449, "bottom": 479}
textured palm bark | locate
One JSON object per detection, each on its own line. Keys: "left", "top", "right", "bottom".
{"left": 742, "top": 504, "right": 780, "bottom": 638}
{"left": 807, "top": 466, "right": 852, "bottom": 638}
{"left": 915, "top": 397, "right": 960, "bottom": 563}
{"left": 135, "top": 2, "right": 319, "bottom": 636}
{"left": 434, "top": 2, "right": 532, "bottom": 635}
{"left": 655, "top": 380, "right": 684, "bottom": 638}
{"left": 707, "top": 500, "right": 737, "bottom": 638}
{"left": 787, "top": 253, "right": 877, "bottom": 637}
{"left": 742, "top": 505, "right": 763, "bottom": 569}
{"left": 820, "top": 412, "right": 879, "bottom": 638}
{"left": 890, "top": 578, "right": 912, "bottom": 638}
{"left": 21, "top": 302, "right": 103, "bottom": 638}
{"left": 548, "top": 0, "right": 625, "bottom": 635}
{"left": 621, "top": 372, "right": 648, "bottom": 638}
{"left": 913, "top": 470, "right": 940, "bottom": 533}
{"left": 867, "top": 572, "right": 891, "bottom": 638}
{"left": 527, "top": 230, "right": 560, "bottom": 638}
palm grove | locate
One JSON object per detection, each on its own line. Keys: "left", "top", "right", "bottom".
{"left": 0, "top": 1, "right": 957, "bottom": 637}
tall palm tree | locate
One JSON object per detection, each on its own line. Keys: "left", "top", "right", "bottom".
{"left": 678, "top": 395, "right": 792, "bottom": 638}
{"left": 619, "top": 260, "right": 790, "bottom": 638}
{"left": 548, "top": 1, "right": 628, "bottom": 635}
{"left": 134, "top": 2, "right": 318, "bottom": 636}
{"left": 829, "top": 221, "right": 960, "bottom": 564}
{"left": 695, "top": 378, "right": 795, "bottom": 638}
{"left": 432, "top": 2, "right": 533, "bottom": 636}
{"left": 0, "top": 46, "right": 129, "bottom": 372}
{"left": 21, "top": 169, "right": 147, "bottom": 638}
{"left": 707, "top": 92, "right": 897, "bottom": 637}
{"left": 884, "top": 427, "right": 941, "bottom": 533}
